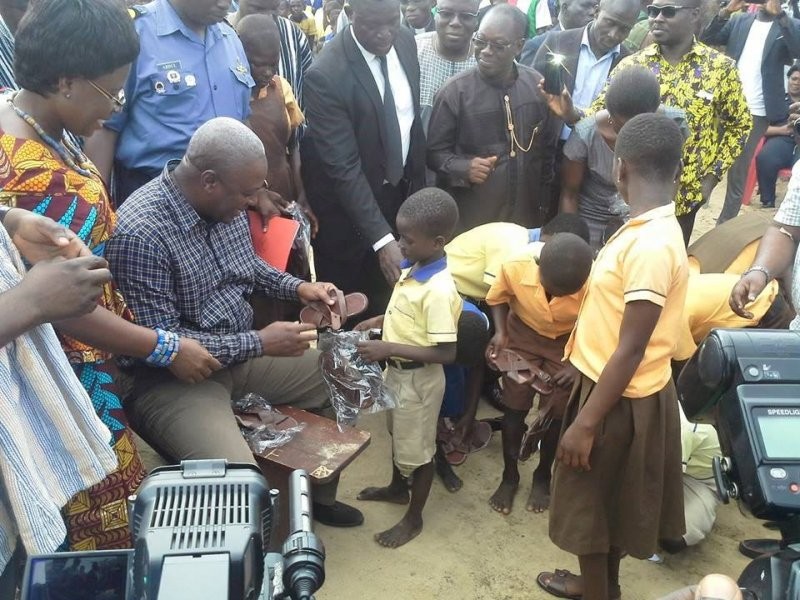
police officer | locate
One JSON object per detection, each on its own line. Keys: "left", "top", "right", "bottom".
{"left": 85, "top": 0, "right": 255, "bottom": 204}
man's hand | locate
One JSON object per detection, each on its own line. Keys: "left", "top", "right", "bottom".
{"left": 297, "top": 281, "right": 338, "bottom": 306}
{"left": 468, "top": 156, "right": 498, "bottom": 184}
{"left": 729, "top": 271, "right": 769, "bottom": 318}
{"left": 537, "top": 79, "right": 580, "bottom": 124}
{"left": 356, "top": 339, "right": 393, "bottom": 362}
{"left": 295, "top": 191, "right": 319, "bottom": 239}
{"left": 720, "top": 0, "right": 745, "bottom": 16}
{"left": 556, "top": 420, "right": 595, "bottom": 470}
{"left": 169, "top": 338, "right": 222, "bottom": 383}
{"left": 377, "top": 239, "right": 403, "bottom": 286}
{"left": 250, "top": 190, "right": 287, "bottom": 231}
{"left": 552, "top": 362, "right": 578, "bottom": 389}
{"left": 257, "top": 321, "right": 318, "bottom": 357}
{"left": 23, "top": 255, "right": 111, "bottom": 323}
{"left": 6, "top": 209, "right": 91, "bottom": 263}
{"left": 353, "top": 314, "right": 385, "bottom": 332}
{"left": 700, "top": 173, "right": 719, "bottom": 204}
{"left": 485, "top": 331, "right": 508, "bottom": 368}
{"left": 763, "top": 0, "right": 783, "bottom": 17}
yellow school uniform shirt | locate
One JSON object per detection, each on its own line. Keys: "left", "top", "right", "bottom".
{"left": 485, "top": 242, "right": 584, "bottom": 339}
{"left": 674, "top": 273, "right": 779, "bottom": 361}
{"left": 565, "top": 203, "right": 689, "bottom": 398}
{"left": 444, "top": 223, "right": 532, "bottom": 300}
{"left": 383, "top": 256, "right": 462, "bottom": 352}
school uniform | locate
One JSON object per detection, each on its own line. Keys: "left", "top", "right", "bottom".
{"left": 550, "top": 203, "right": 688, "bottom": 559}
{"left": 686, "top": 210, "right": 772, "bottom": 275}
{"left": 444, "top": 222, "right": 537, "bottom": 301}
{"left": 674, "top": 273, "right": 782, "bottom": 361}
{"left": 383, "top": 257, "right": 462, "bottom": 476}
{"left": 485, "top": 243, "right": 585, "bottom": 419}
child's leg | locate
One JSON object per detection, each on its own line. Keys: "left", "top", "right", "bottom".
{"left": 578, "top": 553, "right": 609, "bottom": 600}
{"left": 434, "top": 441, "right": 463, "bottom": 493}
{"left": 489, "top": 406, "right": 527, "bottom": 514}
{"left": 527, "top": 420, "right": 561, "bottom": 513}
{"left": 357, "top": 464, "right": 410, "bottom": 505}
{"left": 375, "top": 461, "right": 435, "bottom": 548}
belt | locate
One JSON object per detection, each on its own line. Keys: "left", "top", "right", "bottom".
{"left": 387, "top": 358, "right": 425, "bottom": 370}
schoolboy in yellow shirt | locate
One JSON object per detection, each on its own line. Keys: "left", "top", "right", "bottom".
{"left": 538, "top": 114, "right": 688, "bottom": 600}
{"left": 354, "top": 188, "right": 462, "bottom": 549}
{"left": 485, "top": 233, "right": 592, "bottom": 515}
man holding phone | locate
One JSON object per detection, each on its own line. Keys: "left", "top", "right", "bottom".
{"left": 702, "top": 0, "right": 800, "bottom": 223}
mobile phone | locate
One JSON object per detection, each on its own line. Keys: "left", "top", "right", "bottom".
{"left": 543, "top": 53, "right": 567, "bottom": 95}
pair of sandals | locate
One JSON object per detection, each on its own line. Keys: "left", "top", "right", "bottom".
{"left": 491, "top": 348, "right": 554, "bottom": 395}
{"left": 299, "top": 290, "right": 369, "bottom": 331}
{"left": 437, "top": 419, "right": 493, "bottom": 466}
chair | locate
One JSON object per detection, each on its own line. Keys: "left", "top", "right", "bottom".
{"left": 742, "top": 138, "right": 794, "bottom": 206}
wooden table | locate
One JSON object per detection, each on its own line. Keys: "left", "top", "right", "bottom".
{"left": 253, "top": 406, "right": 370, "bottom": 548}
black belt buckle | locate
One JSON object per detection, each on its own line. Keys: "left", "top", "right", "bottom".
{"left": 388, "top": 358, "right": 424, "bottom": 370}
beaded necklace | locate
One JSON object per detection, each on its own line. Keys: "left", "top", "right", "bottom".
{"left": 7, "top": 93, "right": 92, "bottom": 177}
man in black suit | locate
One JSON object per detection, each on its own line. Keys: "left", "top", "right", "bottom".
{"left": 519, "top": 0, "right": 598, "bottom": 65}
{"left": 702, "top": 0, "right": 800, "bottom": 222}
{"left": 301, "top": 0, "right": 425, "bottom": 315}
{"left": 530, "top": 0, "right": 640, "bottom": 218}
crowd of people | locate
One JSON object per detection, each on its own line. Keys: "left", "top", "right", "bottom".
{"left": 2, "top": 0, "right": 800, "bottom": 597}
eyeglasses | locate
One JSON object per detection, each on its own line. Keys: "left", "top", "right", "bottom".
{"left": 645, "top": 4, "right": 694, "bottom": 17}
{"left": 87, "top": 80, "right": 126, "bottom": 109}
{"left": 437, "top": 9, "right": 479, "bottom": 23}
{"left": 472, "top": 34, "right": 520, "bottom": 52}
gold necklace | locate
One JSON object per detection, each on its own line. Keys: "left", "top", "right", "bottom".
{"left": 504, "top": 94, "right": 538, "bottom": 158}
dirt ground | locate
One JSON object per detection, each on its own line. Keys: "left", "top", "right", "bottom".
{"left": 136, "top": 178, "right": 787, "bottom": 599}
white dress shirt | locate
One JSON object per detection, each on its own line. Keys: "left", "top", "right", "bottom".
{"left": 351, "top": 27, "right": 416, "bottom": 251}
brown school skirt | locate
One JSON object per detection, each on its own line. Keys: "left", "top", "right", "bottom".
{"left": 500, "top": 312, "right": 571, "bottom": 419}
{"left": 549, "top": 374, "right": 685, "bottom": 558}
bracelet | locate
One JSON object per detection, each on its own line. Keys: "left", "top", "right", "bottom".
{"left": 145, "top": 328, "right": 181, "bottom": 367}
{"left": 742, "top": 265, "right": 771, "bottom": 283}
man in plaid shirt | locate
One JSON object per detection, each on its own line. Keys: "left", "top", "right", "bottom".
{"left": 107, "top": 118, "right": 364, "bottom": 528}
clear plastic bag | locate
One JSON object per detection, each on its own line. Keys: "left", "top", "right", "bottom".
{"left": 232, "top": 393, "right": 305, "bottom": 454}
{"left": 318, "top": 330, "right": 396, "bottom": 429}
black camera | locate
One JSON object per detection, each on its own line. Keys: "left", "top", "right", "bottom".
{"left": 677, "top": 329, "right": 800, "bottom": 599}
{"left": 19, "top": 461, "right": 325, "bottom": 600}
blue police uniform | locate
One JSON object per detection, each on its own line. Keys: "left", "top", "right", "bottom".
{"left": 106, "top": 0, "right": 254, "bottom": 201}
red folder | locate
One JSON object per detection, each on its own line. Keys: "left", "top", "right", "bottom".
{"left": 248, "top": 213, "right": 300, "bottom": 271}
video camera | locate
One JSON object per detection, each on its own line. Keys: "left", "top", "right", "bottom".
{"left": 19, "top": 460, "right": 325, "bottom": 600}
{"left": 677, "top": 329, "right": 800, "bottom": 600}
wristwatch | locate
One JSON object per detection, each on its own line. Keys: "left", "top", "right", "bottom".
{"left": 742, "top": 265, "right": 771, "bottom": 283}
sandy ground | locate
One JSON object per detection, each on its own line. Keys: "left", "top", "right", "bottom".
{"left": 138, "top": 178, "right": 788, "bottom": 599}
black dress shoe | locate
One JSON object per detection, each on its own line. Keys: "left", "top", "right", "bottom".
{"left": 739, "top": 538, "right": 781, "bottom": 559}
{"left": 313, "top": 501, "right": 364, "bottom": 527}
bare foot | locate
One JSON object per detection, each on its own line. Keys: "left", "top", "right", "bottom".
{"left": 526, "top": 471, "right": 551, "bottom": 513}
{"left": 489, "top": 479, "right": 518, "bottom": 514}
{"left": 358, "top": 485, "right": 410, "bottom": 504}
{"left": 375, "top": 513, "right": 423, "bottom": 548}
{"left": 435, "top": 454, "right": 463, "bottom": 493}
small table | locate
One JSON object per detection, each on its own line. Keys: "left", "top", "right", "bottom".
{"left": 253, "top": 406, "right": 370, "bottom": 547}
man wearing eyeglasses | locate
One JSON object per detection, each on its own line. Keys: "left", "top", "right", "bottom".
{"left": 568, "top": 0, "right": 751, "bottom": 244}
{"left": 519, "top": 0, "right": 599, "bottom": 65}
{"left": 427, "top": 4, "right": 559, "bottom": 232}
{"left": 416, "top": 0, "right": 480, "bottom": 135}
{"left": 701, "top": 0, "right": 800, "bottom": 224}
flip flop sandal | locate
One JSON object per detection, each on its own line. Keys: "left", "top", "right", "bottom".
{"left": 519, "top": 416, "right": 552, "bottom": 462}
{"left": 536, "top": 569, "right": 582, "bottom": 600}
{"left": 300, "top": 291, "right": 369, "bottom": 330}
{"left": 235, "top": 410, "right": 300, "bottom": 433}
{"left": 467, "top": 420, "right": 493, "bottom": 453}
{"left": 319, "top": 350, "right": 375, "bottom": 410}
{"left": 493, "top": 349, "right": 555, "bottom": 394}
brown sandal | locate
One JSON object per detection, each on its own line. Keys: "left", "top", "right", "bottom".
{"left": 536, "top": 569, "right": 582, "bottom": 600}
{"left": 492, "top": 349, "right": 554, "bottom": 394}
{"left": 299, "top": 290, "right": 368, "bottom": 330}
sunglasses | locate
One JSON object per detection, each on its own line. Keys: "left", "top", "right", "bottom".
{"left": 472, "top": 34, "right": 520, "bottom": 52}
{"left": 437, "top": 9, "right": 479, "bottom": 23}
{"left": 646, "top": 4, "right": 694, "bottom": 17}
{"left": 87, "top": 80, "right": 126, "bottom": 109}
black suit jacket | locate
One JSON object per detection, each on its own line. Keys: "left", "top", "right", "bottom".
{"left": 520, "top": 23, "right": 562, "bottom": 66}
{"left": 702, "top": 12, "right": 800, "bottom": 123}
{"left": 300, "top": 28, "right": 426, "bottom": 257}
{"left": 531, "top": 26, "right": 630, "bottom": 96}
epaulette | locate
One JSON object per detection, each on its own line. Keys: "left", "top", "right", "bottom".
{"left": 128, "top": 5, "right": 146, "bottom": 19}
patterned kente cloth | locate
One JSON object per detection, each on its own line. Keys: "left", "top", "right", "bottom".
{"left": 0, "top": 131, "right": 146, "bottom": 551}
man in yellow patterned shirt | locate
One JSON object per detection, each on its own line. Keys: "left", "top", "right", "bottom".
{"left": 547, "top": 0, "right": 751, "bottom": 245}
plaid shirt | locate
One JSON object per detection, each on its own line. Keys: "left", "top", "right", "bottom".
{"left": 106, "top": 162, "right": 304, "bottom": 366}
{"left": 776, "top": 160, "right": 800, "bottom": 331}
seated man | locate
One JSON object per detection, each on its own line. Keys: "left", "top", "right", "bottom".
{"left": 106, "top": 117, "right": 362, "bottom": 528}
